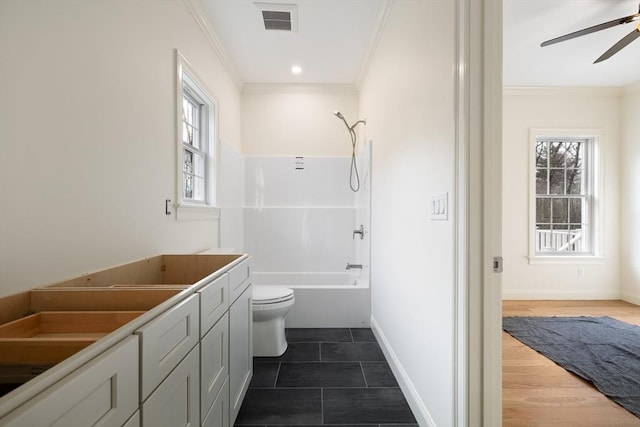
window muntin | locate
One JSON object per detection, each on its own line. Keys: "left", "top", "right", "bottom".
{"left": 534, "top": 137, "right": 592, "bottom": 255}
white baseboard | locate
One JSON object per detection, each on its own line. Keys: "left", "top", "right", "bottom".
{"left": 370, "top": 315, "right": 436, "bottom": 427}
{"left": 620, "top": 291, "right": 640, "bottom": 306}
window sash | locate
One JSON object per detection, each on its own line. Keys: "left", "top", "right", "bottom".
{"left": 533, "top": 137, "right": 593, "bottom": 256}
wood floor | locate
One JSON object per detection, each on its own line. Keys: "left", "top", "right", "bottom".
{"left": 502, "top": 300, "right": 640, "bottom": 426}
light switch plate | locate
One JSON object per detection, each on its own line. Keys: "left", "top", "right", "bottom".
{"left": 430, "top": 192, "right": 448, "bottom": 220}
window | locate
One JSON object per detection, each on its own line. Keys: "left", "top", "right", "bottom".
{"left": 175, "top": 52, "right": 219, "bottom": 220}
{"left": 530, "top": 131, "right": 600, "bottom": 259}
{"left": 182, "top": 85, "right": 207, "bottom": 202}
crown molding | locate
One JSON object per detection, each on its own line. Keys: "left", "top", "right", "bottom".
{"left": 355, "top": 0, "right": 394, "bottom": 90}
{"left": 242, "top": 83, "right": 358, "bottom": 95}
{"left": 504, "top": 86, "right": 623, "bottom": 97}
{"left": 182, "top": 0, "right": 242, "bottom": 90}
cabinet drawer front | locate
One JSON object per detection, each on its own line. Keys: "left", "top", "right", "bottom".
{"left": 200, "top": 314, "right": 229, "bottom": 421}
{"left": 202, "top": 377, "right": 229, "bottom": 427}
{"left": 229, "top": 258, "right": 251, "bottom": 303}
{"left": 0, "top": 336, "right": 138, "bottom": 427}
{"left": 123, "top": 411, "right": 140, "bottom": 427}
{"left": 141, "top": 345, "right": 199, "bottom": 427}
{"left": 137, "top": 294, "right": 199, "bottom": 400}
{"left": 198, "top": 273, "right": 229, "bottom": 337}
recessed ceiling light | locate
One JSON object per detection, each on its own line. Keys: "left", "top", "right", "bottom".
{"left": 291, "top": 65, "right": 302, "bottom": 75}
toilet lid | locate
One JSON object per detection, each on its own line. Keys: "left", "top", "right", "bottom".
{"left": 253, "top": 286, "right": 294, "bottom": 304}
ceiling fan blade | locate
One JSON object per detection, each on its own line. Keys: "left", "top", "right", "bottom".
{"left": 541, "top": 12, "right": 640, "bottom": 47}
{"left": 594, "top": 27, "right": 640, "bottom": 63}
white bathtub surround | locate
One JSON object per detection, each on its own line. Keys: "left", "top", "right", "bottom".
{"left": 244, "top": 150, "right": 371, "bottom": 327}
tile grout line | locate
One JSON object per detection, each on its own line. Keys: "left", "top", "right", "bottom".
{"left": 320, "top": 387, "right": 324, "bottom": 425}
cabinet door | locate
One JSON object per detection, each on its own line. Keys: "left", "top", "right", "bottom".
{"left": 198, "top": 273, "right": 229, "bottom": 337}
{"left": 228, "top": 258, "right": 251, "bottom": 303}
{"left": 229, "top": 284, "right": 252, "bottom": 425}
{"left": 136, "top": 294, "right": 199, "bottom": 400}
{"left": 0, "top": 336, "right": 138, "bottom": 427}
{"left": 141, "top": 344, "right": 199, "bottom": 427}
{"left": 202, "top": 378, "right": 229, "bottom": 427}
{"left": 200, "top": 313, "right": 229, "bottom": 421}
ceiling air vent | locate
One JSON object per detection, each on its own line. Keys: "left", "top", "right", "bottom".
{"left": 255, "top": 2, "right": 298, "bottom": 32}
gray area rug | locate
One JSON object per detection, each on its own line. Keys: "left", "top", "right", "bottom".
{"left": 502, "top": 316, "right": 640, "bottom": 418}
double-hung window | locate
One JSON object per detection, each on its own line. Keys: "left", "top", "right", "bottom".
{"left": 530, "top": 131, "right": 599, "bottom": 259}
{"left": 175, "top": 52, "right": 219, "bottom": 220}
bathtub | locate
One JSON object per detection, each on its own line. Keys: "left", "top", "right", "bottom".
{"left": 252, "top": 272, "right": 371, "bottom": 328}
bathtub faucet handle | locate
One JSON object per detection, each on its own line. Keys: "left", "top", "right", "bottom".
{"left": 353, "top": 225, "right": 364, "bottom": 240}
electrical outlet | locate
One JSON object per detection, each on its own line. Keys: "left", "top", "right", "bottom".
{"left": 578, "top": 267, "right": 584, "bottom": 278}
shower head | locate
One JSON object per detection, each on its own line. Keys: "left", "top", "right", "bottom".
{"left": 333, "top": 111, "right": 366, "bottom": 132}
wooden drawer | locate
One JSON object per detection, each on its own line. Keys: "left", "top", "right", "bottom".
{"left": 229, "top": 258, "right": 251, "bottom": 303}
{"left": 0, "top": 336, "right": 139, "bottom": 427}
{"left": 198, "top": 274, "right": 229, "bottom": 337}
{"left": 141, "top": 344, "right": 199, "bottom": 427}
{"left": 201, "top": 313, "right": 228, "bottom": 421}
{"left": 136, "top": 294, "right": 199, "bottom": 401}
{"left": 0, "top": 311, "right": 143, "bottom": 365}
{"left": 202, "top": 377, "right": 229, "bottom": 427}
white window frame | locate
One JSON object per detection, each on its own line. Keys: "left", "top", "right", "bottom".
{"left": 175, "top": 51, "right": 220, "bottom": 220}
{"left": 528, "top": 129, "right": 604, "bottom": 264}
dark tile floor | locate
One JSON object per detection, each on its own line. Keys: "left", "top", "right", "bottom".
{"left": 235, "top": 328, "right": 417, "bottom": 426}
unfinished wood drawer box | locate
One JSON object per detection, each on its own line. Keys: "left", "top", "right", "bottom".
{"left": 229, "top": 258, "right": 251, "bottom": 303}
{"left": 136, "top": 293, "right": 199, "bottom": 401}
{"left": 0, "top": 311, "right": 143, "bottom": 365}
{"left": 0, "top": 335, "right": 139, "bottom": 427}
{"left": 198, "top": 273, "right": 229, "bottom": 337}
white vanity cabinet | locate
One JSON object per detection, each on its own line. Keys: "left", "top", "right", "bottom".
{"left": 0, "top": 335, "right": 139, "bottom": 427}
{"left": 141, "top": 345, "right": 200, "bottom": 427}
{"left": 229, "top": 282, "right": 253, "bottom": 424}
{"left": 0, "top": 254, "right": 253, "bottom": 427}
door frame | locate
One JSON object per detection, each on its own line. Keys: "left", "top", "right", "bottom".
{"left": 455, "top": 0, "right": 503, "bottom": 425}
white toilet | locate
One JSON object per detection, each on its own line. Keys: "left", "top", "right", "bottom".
{"left": 252, "top": 285, "right": 295, "bottom": 357}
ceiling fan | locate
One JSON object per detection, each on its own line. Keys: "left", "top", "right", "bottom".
{"left": 541, "top": 3, "right": 640, "bottom": 63}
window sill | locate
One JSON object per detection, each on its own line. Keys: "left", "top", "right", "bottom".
{"left": 527, "top": 255, "right": 606, "bottom": 265}
{"left": 175, "top": 204, "right": 220, "bottom": 221}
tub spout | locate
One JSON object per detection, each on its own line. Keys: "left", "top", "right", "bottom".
{"left": 346, "top": 263, "right": 363, "bottom": 270}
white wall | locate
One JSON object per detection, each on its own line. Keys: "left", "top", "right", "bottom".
{"left": 620, "top": 81, "right": 640, "bottom": 304}
{"left": 359, "top": 1, "right": 456, "bottom": 425}
{"left": 0, "top": 0, "right": 241, "bottom": 297}
{"left": 242, "top": 85, "right": 359, "bottom": 156}
{"left": 502, "top": 87, "right": 621, "bottom": 299}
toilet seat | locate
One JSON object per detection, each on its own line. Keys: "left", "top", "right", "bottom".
{"left": 253, "top": 286, "right": 294, "bottom": 305}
